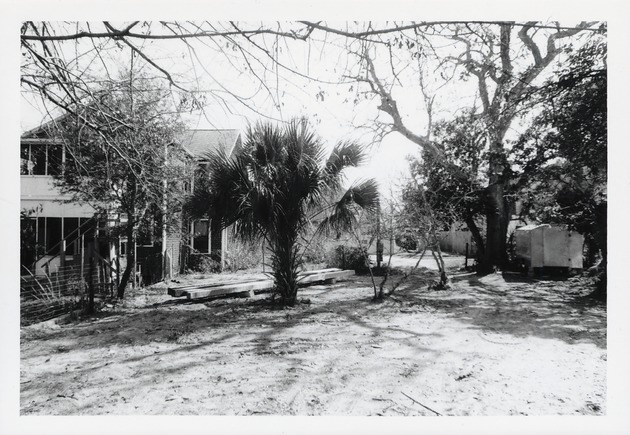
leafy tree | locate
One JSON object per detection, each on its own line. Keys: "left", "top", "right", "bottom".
{"left": 53, "top": 74, "right": 189, "bottom": 298}
{"left": 187, "top": 119, "right": 379, "bottom": 306}
{"left": 402, "top": 111, "right": 487, "bottom": 263}
{"left": 513, "top": 38, "right": 607, "bottom": 293}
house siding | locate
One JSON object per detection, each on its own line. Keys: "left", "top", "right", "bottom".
{"left": 164, "top": 232, "right": 181, "bottom": 278}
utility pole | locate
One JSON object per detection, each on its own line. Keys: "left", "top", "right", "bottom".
{"left": 376, "top": 200, "right": 383, "bottom": 268}
{"left": 162, "top": 141, "right": 168, "bottom": 281}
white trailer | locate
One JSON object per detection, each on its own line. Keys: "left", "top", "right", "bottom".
{"left": 514, "top": 224, "right": 584, "bottom": 275}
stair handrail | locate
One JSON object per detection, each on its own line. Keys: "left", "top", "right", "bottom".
{"left": 35, "top": 216, "right": 97, "bottom": 270}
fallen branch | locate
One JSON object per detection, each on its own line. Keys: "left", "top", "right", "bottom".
{"left": 401, "top": 391, "right": 442, "bottom": 416}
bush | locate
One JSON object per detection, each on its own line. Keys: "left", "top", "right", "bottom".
{"left": 395, "top": 233, "right": 417, "bottom": 252}
{"left": 186, "top": 254, "right": 222, "bottom": 274}
{"left": 327, "top": 245, "right": 370, "bottom": 273}
{"left": 224, "top": 240, "right": 263, "bottom": 272}
{"left": 301, "top": 234, "right": 330, "bottom": 265}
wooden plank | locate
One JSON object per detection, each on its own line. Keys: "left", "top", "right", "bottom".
{"left": 170, "top": 277, "right": 263, "bottom": 293}
{"left": 297, "top": 269, "right": 354, "bottom": 284}
{"left": 171, "top": 268, "right": 356, "bottom": 300}
{"left": 300, "top": 268, "right": 341, "bottom": 275}
{"left": 169, "top": 269, "right": 344, "bottom": 294}
{"left": 168, "top": 287, "right": 190, "bottom": 297}
{"left": 184, "top": 279, "right": 274, "bottom": 300}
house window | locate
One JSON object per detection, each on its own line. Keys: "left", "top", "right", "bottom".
{"left": 30, "top": 145, "right": 47, "bottom": 175}
{"left": 192, "top": 219, "right": 210, "bottom": 253}
{"left": 80, "top": 217, "right": 95, "bottom": 239}
{"left": 20, "top": 143, "right": 64, "bottom": 176}
{"left": 137, "top": 218, "right": 155, "bottom": 247}
{"left": 46, "top": 217, "right": 62, "bottom": 254}
{"left": 34, "top": 216, "right": 95, "bottom": 256}
{"left": 20, "top": 217, "right": 38, "bottom": 266}
{"left": 63, "top": 218, "right": 78, "bottom": 255}
{"left": 37, "top": 217, "right": 46, "bottom": 251}
{"left": 20, "top": 145, "right": 30, "bottom": 175}
{"left": 193, "top": 162, "right": 209, "bottom": 192}
{"left": 48, "top": 145, "right": 63, "bottom": 176}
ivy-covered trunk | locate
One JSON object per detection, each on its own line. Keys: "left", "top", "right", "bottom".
{"left": 117, "top": 222, "right": 135, "bottom": 299}
{"left": 481, "top": 132, "right": 511, "bottom": 273}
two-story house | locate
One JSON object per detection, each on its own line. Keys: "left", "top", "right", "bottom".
{"left": 20, "top": 117, "right": 241, "bottom": 285}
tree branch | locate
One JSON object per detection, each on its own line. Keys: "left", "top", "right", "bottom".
{"left": 363, "top": 53, "right": 443, "bottom": 158}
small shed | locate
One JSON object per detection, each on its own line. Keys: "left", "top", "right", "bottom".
{"left": 514, "top": 224, "right": 584, "bottom": 273}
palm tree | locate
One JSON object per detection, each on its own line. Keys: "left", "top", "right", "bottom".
{"left": 186, "top": 119, "right": 379, "bottom": 306}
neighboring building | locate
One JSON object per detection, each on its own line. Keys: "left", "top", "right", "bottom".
{"left": 20, "top": 118, "right": 242, "bottom": 284}
{"left": 161, "top": 129, "right": 243, "bottom": 279}
{"left": 439, "top": 202, "right": 528, "bottom": 257}
{"left": 439, "top": 223, "right": 477, "bottom": 256}
{"left": 20, "top": 120, "right": 101, "bottom": 276}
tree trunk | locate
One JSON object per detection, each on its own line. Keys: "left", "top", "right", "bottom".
{"left": 464, "top": 214, "right": 485, "bottom": 266}
{"left": 431, "top": 246, "right": 449, "bottom": 287}
{"left": 87, "top": 256, "right": 95, "bottom": 314}
{"left": 483, "top": 182, "right": 508, "bottom": 272}
{"left": 117, "top": 222, "right": 135, "bottom": 299}
{"left": 591, "top": 202, "right": 607, "bottom": 300}
{"left": 480, "top": 132, "right": 510, "bottom": 274}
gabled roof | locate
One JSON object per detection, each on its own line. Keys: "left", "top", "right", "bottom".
{"left": 22, "top": 113, "right": 71, "bottom": 139}
{"left": 177, "top": 129, "right": 242, "bottom": 160}
{"left": 22, "top": 114, "right": 242, "bottom": 159}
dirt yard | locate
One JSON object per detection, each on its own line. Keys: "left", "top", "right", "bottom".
{"left": 20, "top": 259, "right": 606, "bottom": 416}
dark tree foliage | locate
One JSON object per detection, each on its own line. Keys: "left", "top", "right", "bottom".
{"left": 513, "top": 39, "right": 607, "bottom": 295}
{"left": 404, "top": 111, "right": 488, "bottom": 262}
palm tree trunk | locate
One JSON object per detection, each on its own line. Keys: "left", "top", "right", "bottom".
{"left": 271, "top": 234, "right": 300, "bottom": 306}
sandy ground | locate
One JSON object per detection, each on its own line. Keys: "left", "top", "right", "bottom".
{"left": 20, "top": 257, "right": 606, "bottom": 416}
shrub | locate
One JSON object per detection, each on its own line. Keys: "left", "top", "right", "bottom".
{"left": 395, "top": 233, "right": 417, "bottom": 252}
{"left": 301, "top": 234, "right": 331, "bottom": 265}
{"left": 327, "top": 245, "right": 370, "bottom": 273}
{"left": 224, "top": 240, "right": 263, "bottom": 272}
{"left": 186, "top": 254, "right": 222, "bottom": 274}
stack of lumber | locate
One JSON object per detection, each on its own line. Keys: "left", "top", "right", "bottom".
{"left": 167, "top": 268, "right": 355, "bottom": 300}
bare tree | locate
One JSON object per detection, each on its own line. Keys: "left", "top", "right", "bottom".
{"left": 332, "top": 21, "right": 599, "bottom": 271}
{"left": 22, "top": 21, "right": 602, "bottom": 273}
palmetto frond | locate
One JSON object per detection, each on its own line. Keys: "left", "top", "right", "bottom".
{"left": 345, "top": 178, "right": 380, "bottom": 211}
{"left": 323, "top": 141, "right": 365, "bottom": 190}
{"left": 316, "top": 179, "right": 380, "bottom": 237}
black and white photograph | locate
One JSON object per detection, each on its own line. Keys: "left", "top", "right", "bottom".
{"left": 2, "top": 3, "right": 630, "bottom": 434}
